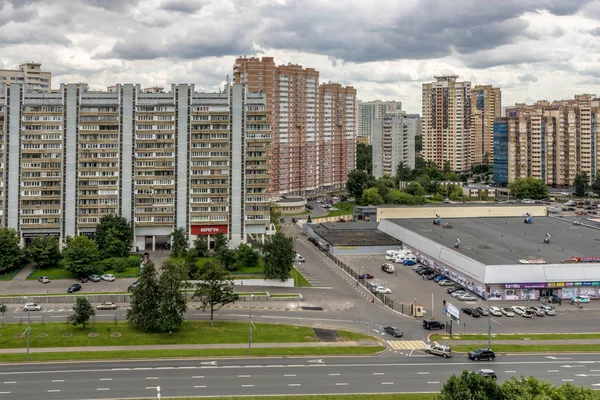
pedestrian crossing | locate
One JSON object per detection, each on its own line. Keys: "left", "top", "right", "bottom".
{"left": 387, "top": 339, "right": 427, "bottom": 350}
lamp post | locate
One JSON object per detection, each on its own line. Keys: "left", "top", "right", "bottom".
{"left": 24, "top": 296, "right": 30, "bottom": 362}
{"left": 487, "top": 294, "right": 491, "bottom": 350}
{"left": 359, "top": 266, "right": 363, "bottom": 284}
{"left": 293, "top": 237, "right": 300, "bottom": 308}
{"left": 413, "top": 297, "right": 417, "bottom": 317}
{"left": 248, "top": 294, "right": 254, "bottom": 355}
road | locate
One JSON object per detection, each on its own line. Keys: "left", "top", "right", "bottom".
{"left": 3, "top": 353, "right": 600, "bottom": 399}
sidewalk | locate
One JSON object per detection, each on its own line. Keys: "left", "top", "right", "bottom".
{"left": 441, "top": 339, "right": 600, "bottom": 346}
{"left": 2, "top": 340, "right": 382, "bottom": 354}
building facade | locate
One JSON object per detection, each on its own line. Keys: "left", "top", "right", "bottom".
{"left": 0, "top": 62, "right": 51, "bottom": 92}
{"left": 470, "top": 85, "right": 501, "bottom": 165}
{"left": 358, "top": 100, "right": 403, "bottom": 144}
{"left": 0, "top": 82, "right": 271, "bottom": 249}
{"left": 372, "top": 113, "right": 415, "bottom": 179}
{"left": 422, "top": 75, "right": 471, "bottom": 172}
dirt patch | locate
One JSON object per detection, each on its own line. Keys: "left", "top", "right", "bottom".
{"left": 61, "top": 332, "right": 74, "bottom": 338}
{"left": 313, "top": 328, "right": 340, "bottom": 342}
{"left": 87, "top": 332, "right": 99, "bottom": 338}
{"left": 12, "top": 334, "right": 24, "bottom": 339}
{"left": 109, "top": 332, "right": 122, "bottom": 338}
{"left": 37, "top": 333, "right": 48, "bottom": 339}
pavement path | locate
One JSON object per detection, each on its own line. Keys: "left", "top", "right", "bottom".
{"left": 440, "top": 339, "right": 600, "bottom": 346}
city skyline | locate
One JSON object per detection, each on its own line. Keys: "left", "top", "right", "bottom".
{"left": 2, "top": 0, "right": 600, "bottom": 113}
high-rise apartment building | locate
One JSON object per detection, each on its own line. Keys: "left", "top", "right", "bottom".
{"left": 0, "top": 62, "right": 51, "bottom": 92}
{"left": 0, "top": 82, "right": 271, "bottom": 249}
{"left": 422, "top": 75, "right": 471, "bottom": 172}
{"left": 493, "top": 94, "right": 600, "bottom": 187}
{"left": 358, "top": 100, "right": 403, "bottom": 144}
{"left": 372, "top": 113, "right": 415, "bottom": 179}
{"left": 470, "top": 85, "right": 501, "bottom": 165}
{"left": 233, "top": 56, "right": 356, "bottom": 196}
{"left": 319, "top": 83, "right": 357, "bottom": 192}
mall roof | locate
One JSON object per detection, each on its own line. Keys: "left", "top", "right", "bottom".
{"left": 312, "top": 222, "right": 401, "bottom": 247}
{"left": 388, "top": 216, "right": 600, "bottom": 266}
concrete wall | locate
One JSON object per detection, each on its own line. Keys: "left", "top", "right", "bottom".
{"left": 312, "top": 214, "right": 353, "bottom": 224}
{"left": 377, "top": 205, "right": 547, "bottom": 221}
{"left": 331, "top": 245, "right": 391, "bottom": 256}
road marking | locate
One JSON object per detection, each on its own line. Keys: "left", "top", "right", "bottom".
{"left": 192, "top": 376, "right": 205, "bottom": 379}
{"left": 505, "top": 370, "right": 516, "bottom": 373}
{"left": 112, "top": 368, "right": 129, "bottom": 371}
{"left": 49, "top": 316, "right": 67, "bottom": 318}
{"left": 97, "top": 388, "right": 110, "bottom": 391}
{"left": 135, "top": 368, "right": 151, "bottom": 370}
{"left": 0, "top": 392, "right": 10, "bottom": 394}
{"left": 335, "top": 383, "right": 347, "bottom": 386}
{"left": 328, "top": 373, "right": 340, "bottom": 376}
{"left": 373, "top": 373, "right": 385, "bottom": 375}
{"left": 146, "top": 377, "right": 158, "bottom": 380}
{"left": 178, "top": 366, "right": 196, "bottom": 369}
{"left": 548, "top": 370, "right": 559, "bottom": 372}
{"left": 428, "top": 381, "right": 440, "bottom": 384}
{"left": 100, "top": 378, "right": 112, "bottom": 381}
{"left": 156, "top": 367, "right": 174, "bottom": 370}
{"left": 47, "top": 389, "right": 61, "bottom": 392}
{"left": 381, "top": 382, "right": 394, "bottom": 385}
{"left": 288, "top": 384, "right": 301, "bottom": 387}
{"left": 562, "top": 379, "right": 574, "bottom": 382}
{"left": 241, "top": 384, "right": 254, "bottom": 387}
{"left": 194, "top": 385, "right": 207, "bottom": 388}
{"left": 3, "top": 382, "right": 16, "bottom": 384}
{"left": 238, "top": 375, "right": 251, "bottom": 378}
{"left": 284, "top": 374, "right": 296, "bottom": 377}
{"left": 387, "top": 340, "right": 427, "bottom": 350}
{"left": 418, "top": 372, "right": 430, "bottom": 375}
{"left": 52, "top": 379, "right": 64, "bottom": 382}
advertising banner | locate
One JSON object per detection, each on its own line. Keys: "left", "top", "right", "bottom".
{"left": 190, "top": 225, "right": 229, "bottom": 235}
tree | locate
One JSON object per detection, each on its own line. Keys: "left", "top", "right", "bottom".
{"left": 24, "top": 236, "right": 60, "bottom": 269}
{"left": 213, "top": 233, "right": 228, "bottom": 253}
{"left": 61, "top": 235, "right": 100, "bottom": 277}
{"left": 184, "top": 249, "right": 202, "bottom": 280}
{"left": 448, "top": 185, "right": 465, "bottom": 201}
{"left": 395, "top": 162, "right": 412, "bottom": 182}
{"left": 374, "top": 177, "right": 392, "bottom": 198}
{"left": 574, "top": 172, "right": 590, "bottom": 197}
{"left": 192, "top": 261, "right": 239, "bottom": 326}
{"left": 361, "top": 187, "right": 384, "bottom": 205}
{"left": 100, "top": 227, "right": 129, "bottom": 260}
{"left": 356, "top": 142, "right": 372, "bottom": 173}
{"left": 127, "top": 261, "right": 160, "bottom": 331}
{"left": 592, "top": 171, "right": 600, "bottom": 195}
{"left": 235, "top": 243, "right": 260, "bottom": 268}
{"left": 262, "top": 232, "right": 295, "bottom": 281}
{"left": 193, "top": 236, "right": 209, "bottom": 257}
{"left": 94, "top": 214, "right": 133, "bottom": 258}
{"left": 414, "top": 134, "right": 422, "bottom": 152}
{"left": 157, "top": 259, "right": 187, "bottom": 332}
{"left": 501, "top": 376, "right": 594, "bottom": 399}
{"left": 439, "top": 370, "right": 504, "bottom": 400}
{"left": 0, "top": 228, "right": 21, "bottom": 274}
{"left": 386, "top": 190, "right": 418, "bottom": 205}
{"left": 346, "top": 169, "right": 376, "bottom": 199}
{"left": 442, "top": 160, "right": 452, "bottom": 174}
{"left": 404, "top": 181, "right": 425, "bottom": 196}
{"left": 69, "top": 297, "right": 95, "bottom": 329}
{"left": 217, "top": 248, "right": 237, "bottom": 271}
{"left": 171, "top": 227, "right": 188, "bottom": 257}
{"left": 508, "top": 177, "right": 549, "bottom": 200}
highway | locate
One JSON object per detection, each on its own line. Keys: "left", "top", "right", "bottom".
{"left": 2, "top": 353, "right": 600, "bottom": 399}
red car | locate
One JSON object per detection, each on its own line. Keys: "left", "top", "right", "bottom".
{"left": 361, "top": 273, "right": 374, "bottom": 279}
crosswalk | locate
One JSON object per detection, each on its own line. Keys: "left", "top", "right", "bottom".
{"left": 387, "top": 339, "right": 427, "bottom": 350}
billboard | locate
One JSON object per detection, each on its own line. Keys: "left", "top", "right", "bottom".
{"left": 447, "top": 302, "right": 460, "bottom": 322}
{"left": 190, "top": 225, "right": 229, "bottom": 235}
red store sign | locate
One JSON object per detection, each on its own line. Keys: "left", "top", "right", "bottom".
{"left": 191, "top": 225, "right": 229, "bottom": 235}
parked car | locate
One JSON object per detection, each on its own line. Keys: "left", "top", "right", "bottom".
{"left": 451, "top": 290, "right": 467, "bottom": 298}
{"left": 384, "top": 326, "right": 403, "bottom": 338}
{"left": 306, "top": 205, "right": 313, "bottom": 210}
{"left": 528, "top": 306, "right": 545, "bottom": 316}
{"left": 128, "top": 281, "right": 140, "bottom": 292}
{"left": 425, "top": 344, "right": 452, "bottom": 358}
{"left": 101, "top": 274, "right": 115, "bottom": 282}
{"left": 439, "top": 279, "right": 455, "bottom": 286}
{"left": 76, "top": 276, "right": 88, "bottom": 283}
{"left": 88, "top": 274, "right": 101, "bottom": 282}
{"left": 477, "top": 369, "right": 497, "bottom": 379}
{"left": 307, "top": 237, "right": 317, "bottom": 244}
{"left": 67, "top": 283, "right": 82, "bottom": 293}
{"left": 97, "top": 302, "right": 117, "bottom": 310}
{"left": 374, "top": 286, "right": 391, "bottom": 294}
{"left": 423, "top": 319, "right": 446, "bottom": 330}
{"left": 23, "top": 303, "right": 42, "bottom": 311}
{"left": 279, "top": 217, "right": 285, "bottom": 223}
{"left": 539, "top": 305, "right": 556, "bottom": 315}
{"left": 571, "top": 296, "right": 591, "bottom": 304}
{"left": 291, "top": 217, "right": 298, "bottom": 223}
{"left": 294, "top": 253, "right": 305, "bottom": 263}
{"left": 433, "top": 275, "right": 447, "bottom": 283}
{"left": 501, "top": 307, "right": 515, "bottom": 317}
{"left": 462, "top": 308, "right": 481, "bottom": 318}
{"left": 417, "top": 269, "right": 433, "bottom": 276}
{"left": 488, "top": 306, "right": 503, "bottom": 317}
{"left": 361, "top": 273, "right": 374, "bottom": 279}
{"left": 475, "top": 307, "right": 490, "bottom": 316}
{"left": 511, "top": 306, "right": 527, "bottom": 316}
{"left": 468, "top": 348, "right": 496, "bottom": 361}
{"left": 447, "top": 286, "right": 465, "bottom": 294}
{"left": 381, "top": 263, "right": 395, "bottom": 274}
{"left": 38, "top": 276, "right": 50, "bottom": 284}
{"left": 457, "top": 293, "right": 476, "bottom": 301}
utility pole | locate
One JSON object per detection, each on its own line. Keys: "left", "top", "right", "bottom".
{"left": 248, "top": 294, "right": 254, "bottom": 355}
{"left": 487, "top": 298, "right": 491, "bottom": 349}
{"left": 24, "top": 297, "right": 30, "bottom": 361}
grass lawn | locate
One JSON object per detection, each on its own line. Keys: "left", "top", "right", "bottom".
{"left": 433, "top": 333, "right": 600, "bottom": 341}
{"left": 104, "top": 266, "right": 140, "bottom": 278}
{"left": 141, "top": 396, "right": 434, "bottom": 400}
{"left": 293, "top": 267, "right": 312, "bottom": 287}
{"left": 336, "top": 330, "right": 373, "bottom": 341}
{"left": 452, "top": 344, "right": 600, "bottom": 353}
{"left": 0, "top": 321, "right": 323, "bottom": 349}
{"left": 271, "top": 293, "right": 301, "bottom": 298}
{"left": 2, "top": 345, "right": 386, "bottom": 363}
{"left": 326, "top": 202, "right": 355, "bottom": 218}
{"left": 27, "top": 267, "right": 75, "bottom": 280}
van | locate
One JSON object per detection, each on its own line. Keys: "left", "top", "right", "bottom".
{"left": 381, "top": 263, "right": 395, "bottom": 274}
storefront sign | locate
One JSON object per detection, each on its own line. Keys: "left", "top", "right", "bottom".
{"left": 505, "top": 281, "right": 600, "bottom": 289}
{"left": 22, "top": 232, "right": 60, "bottom": 238}
{"left": 190, "top": 225, "right": 228, "bottom": 235}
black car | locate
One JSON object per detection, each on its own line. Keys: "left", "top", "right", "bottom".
{"left": 384, "top": 326, "right": 403, "bottom": 338}
{"left": 462, "top": 308, "right": 481, "bottom": 318}
{"left": 307, "top": 237, "right": 316, "bottom": 244}
{"left": 67, "top": 283, "right": 82, "bottom": 293}
{"left": 292, "top": 217, "right": 298, "bottom": 223}
{"left": 279, "top": 217, "right": 285, "bottom": 223}
{"left": 417, "top": 269, "right": 433, "bottom": 276}
{"left": 447, "top": 286, "right": 466, "bottom": 294}
{"left": 477, "top": 369, "right": 497, "bottom": 379}
{"left": 306, "top": 205, "right": 313, "bottom": 210}
{"left": 128, "top": 281, "right": 140, "bottom": 292}
{"left": 468, "top": 348, "right": 496, "bottom": 361}
{"left": 423, "top": 320, "right": 445, "bottom": 330}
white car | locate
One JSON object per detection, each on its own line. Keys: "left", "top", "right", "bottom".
{"left": 294, "top": 254, "right": 305, "bottom": 263}
{"left": 451, "top": 290, "right": 467, "bottom": 298}
{"left": 24, "top": 303, "right": 41, "bottom": 311}
{"left": 101, "top": 274, "right": 115, "bottom": 282}
{"left": 385, "top": 254, "right": 396, "bottom": 261}
{"left": 539, "top": 305, "right": 556, "bottom": 316}
{"left": 511, "top": 306, "right": 528, "bottom": 316}
{"left": 375, "top": 287, "right": 392, "bottom": 294}
{"left": 438, "top": 279, "right": 455, "bottom": 286}
{"left": 457, "top": 294, "right": 476, "bottom": 301}
{"left": 501, "top": 307, "right": 515, "bottom": 317}
{"left": 488, "top": 306, "right": 503, "bottom": 317}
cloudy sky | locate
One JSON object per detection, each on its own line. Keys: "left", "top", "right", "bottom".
{"left": 2, "top": 0, "right": 600, "bottom": 113}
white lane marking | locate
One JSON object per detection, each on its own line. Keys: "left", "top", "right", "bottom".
{"left": 135, "top": 368, "right": 151, "bottom": 370}
{"left": 0, "top": 392, "right": 10, "bottom": 394}
{"left": 96, "top": 388, "right": 110, "bottom": 391}
{"left": 428, "top": 381, "right": 440, "bottom": 384}
{"left": 505, "top": 370, "right": 516, "bottom": 373}
{"left": 328, "top": 373, "right": 341, "bottom": 376}
{"left": 417, "top": 372, "right": 430, "bottom": 375}
{"left": 145, "top": 386, "right": 157, "bottom": 389}
{"left": 194, "top": 385, "right": 207, "bottom": 388}
{"left": 284, "top": 374, "right": 296, "bottom": 377}
{"left": 548, "top": 370, "right": 559, "bottom": 373}
{"left": 335, "top": 383, "right": 347, "bottom": 386}
{"left": 156, "top": 367, "right": 174, "bottom": 370}
{"left": 381, "top": 382, "right": 394, "bottom": 385}
{"left": 52, "top": 379, "right": 64, "bottom": 382}
{"left": 178, "top": 366, "right": 196, "bottom": 369}
{"left": 241, "top": 384, "right": 254, "bottom": 387}
{"left": 146, "top": 377, "right": 158, "bottom": 380}
{"left": 562, "top": 379, "right": 574, "bottom": 382}
{"left": 47, "top": 389, "right": 61, "bottom": 392}
{"left": 112, "top": 368, "right": 129, "bottom": 371}
{"left": 373, "top": 373, "right": 385, "bottom": 375}
{"left": 100, "top": 378, "right": 112, "bottom": 381}
{"left": 238, "top": 375, "right": 251, "bottom": 378}
{"left": 3, "top": 382, "right": 16, "bottom": 384}
{"left": 49, "top": 316, "right": 67, "bottom": 318}
{"left": 288, "top": 383, "right": 301, "bottom": 387}
{"left": 192, "top": 376, "right": 205, "bottom": 379}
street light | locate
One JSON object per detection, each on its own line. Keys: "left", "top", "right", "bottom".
{"left": 24, "top": 296, "right": 30, "bottom": 361}
{"left": 248, "top": 294, "right": 254, "bottom": 355}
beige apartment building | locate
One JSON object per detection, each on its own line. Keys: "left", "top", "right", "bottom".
{"left": 0, "top": 62, "right": 51, "bottom": 92}
{"left": 0, "top": 82, "right": 271, "bottom": 249}
{"left": 470, "top": 85, "right": 501, "bottom": 165}
{"left": 233, "top": 56, "right": 356, "bottom": 196}
{"left": 357, "top": 100, "right": 403, "bottom": 144}
{"left": 422, "top": 75, "right": 471, "bottom": 172}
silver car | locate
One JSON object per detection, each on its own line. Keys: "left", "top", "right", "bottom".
{"left": 539, "top": 305, "right": 556, "bottom": 316}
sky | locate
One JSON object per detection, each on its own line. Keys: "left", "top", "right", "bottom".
{"left": 2, "top": 0, "right": 600, "bottom": 113}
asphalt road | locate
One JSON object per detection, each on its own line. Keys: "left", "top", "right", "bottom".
{"left": 2, "top": 353, "right": 600, "bottom": 399}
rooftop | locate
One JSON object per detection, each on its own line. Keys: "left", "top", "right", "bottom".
{"left": 389, "top": 216, "right": 600, "bottom": 265}
{"left": 312, "top": 223, "right": 401, "bottom": 247}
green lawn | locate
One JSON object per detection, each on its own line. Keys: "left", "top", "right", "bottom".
{"left": 142, "top": 395, "right": 434, "bottom": 400}
{"left": 336, "top": 330, "right": 373, "bottom": 341}
{"left": 452, "top": 344, "right": 600, "bottom": 353}
{"left": 326, "top": 202, "right": 355, "bottom": 218}
{"left": 293, "top": 267, "right": 312, "bottom": 287}
{"left": 27, "top": 266, "right": 139, "bottom": 280}
{"left": 433, "top": 333, "right": 600, "bottom": 341}
{"left": 0, "top": 265, "right": 25, "bottom": 281}
{"left": 0, "top": 321, "right": 322, "bottom": 348}
{"left": 2, "top": 346, "right": 386, "bottom": 363}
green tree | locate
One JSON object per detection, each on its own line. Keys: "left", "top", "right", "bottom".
{"left": 192, "top": 261, "right": 239, "bottom": 326}
{"left": 94, "top": 214, "right": 133, "bottom": 258}
{"left": 439, "top": 370, "right": 504, "bottom": 400}
{"left": 592, "top": 171, "right": 600, "bottom": 195}
{"left": 235, "top": 243, "right": 260, "bottom": 267}
{"left": 61, "top": 235, "right": 100, "bottom": 278}
{"left": 126, "top": 261, "right": 160, "bottom": 332}
{"left": 414, "top": 134, "right": 422, "bottom": 152}
{"left": 184, "top": 249, "right": 201, "bottom": 279}
{"left": 100, "top": 227, "right": 129, "bottom": 260}
{"left": 171, "top": 227, "right": 188, "bottom": 257}
{"left": 69, "top": 297, "right": 95, "bottom": 329}
{"left": 374, "top": 177, "right": 392, "bottom": 198}
{"left": 500, "top": 376, "right": 594, "bottom": 399}
{"left": 574, "top": 172, "right": 590, "bottom": 197}
{"left": 193, "top": 236, "right": 209, "bottom": 257}
{"left": 262, "top": 232, "right": 294, "bottom": 281}
{"left": 356, "top": 142, "right": 372, "bottom": 173}
{"left": 508, "top": 177, "right": 549, "bottom": 200}
{"left": 213, "top": 233, "right": 228, "bottom": 254}
{"left": 404, "top": 181, "right": 425, "bottom": 196}
{"left": 346, "top": 169, "right": 376, "bottom": 199}
{"left": 386, "top": 190, "right": 417, "bottom": 205}
{"left": 449, "top": 185, "right": 465, "bottom": 201}
{"left": 157, "top": 259, "right": 187, "bottom": 332}
{"left": 0, "top": 228, "right": 21, "bottom": 274}
{"left": 24, "top": 236, "right": 60, "bottom": 269}
{"left": 442, "top": 160, "right": 452, "bottom": 174}
{"left": 361, "top": 187, "right": 384, "bottom": 205}
{"left": 395, "top": 162, "right": 412, "bottom": 182}
{"left": 270, "top": 205, "right": 282, "bottom": 226}
{"left": 217, "top": 248, "right": 237, "bottom": 271}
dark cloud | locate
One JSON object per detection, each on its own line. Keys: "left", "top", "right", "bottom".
{"left": 0, "top": 1, "right": 37, "bottom": 26}
{"left": 80, "top": 0, "right": 139, "bottom": 10}
{"left": 518, "top": 73, "right": 539, "bottom": 83}
{"left": 160, "top": 0, "right": 207, "bottom": 13}
{"left": 588, "top": 27, "right": 600, "bottom": 36}
{"left": 463, "top": 50, "right": 549, "bottom": 69}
